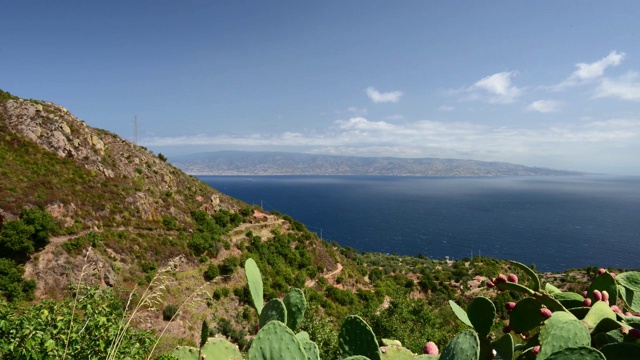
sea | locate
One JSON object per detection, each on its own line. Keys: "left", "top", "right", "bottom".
{"left": 199, "top": 175, "right": 640, "bottom": 272}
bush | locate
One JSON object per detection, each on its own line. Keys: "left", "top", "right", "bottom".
{"left": 203, "top": 263, "right": 220, "bottom": 281}
{"left": 163, "top": 304, "right": 179, "bottom": 321}
{"left": 220, "top": 256, "right": 239, "bottom": 276}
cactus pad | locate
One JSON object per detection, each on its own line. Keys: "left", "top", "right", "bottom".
{"left": 582, "top": 300, "right": 616, "bottom": 329}
{"left": 587, "top": 273, "right": 617, "bottom": 306}
{"left": 170, "top": 346, "right": 199, "bottom": 360}
{"left": 538, "top": 313, "right": 590, "bottom": 359}
{"left": 439, "top": 329, "right": 480, "bottom": 360}
{"left": 248, "top": 320, "right": 307, "bottom": 360}
{"left": 259, "top": 298, "right": 287, "bottom": 328}
{"left": 338, "top": 315, "right": 381, "bottom": 360}
{"left": 245, "top": 258, "right": 264, "bottom": 315}
{"left": 600, "top": 342, "right": 640, "bottom": 360}
{"left": 448, "top": 300, "right": 472, "bottom": 327}
{"left": 509, "top": 297, "right": 544, "bottom": 334}
{"left": 467, "top": 296, "right": 495, "bottom": 337}
{"left": 284, "top": 288, "right": 307, "bottom": 331}
{"left": 509, "top": 260, "right": 541, "bottom": 291}
{"left": 543, "top": 346, "right": 605, "bottom": 360}
{"left": 492, "top": 333, "right": 513, "bottom": 360}
{"left": 200, "top": 337, "right": 243, "bottom": 359}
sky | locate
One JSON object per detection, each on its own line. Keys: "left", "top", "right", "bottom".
{"left": 2, "top": 1, "right": 640, "bottom": 175}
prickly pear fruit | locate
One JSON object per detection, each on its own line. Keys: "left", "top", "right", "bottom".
{"left": 611, "top": 305, "right": 623, "bottom": 314}
{"left": 486, "top": 280, "right": 495, "bottom": 288}
{"left": 502, "top": 325, "right": 511, "bottom": 333}
{"left": 505, "top": 302, "right": 516, "bottom": 310}
{"left": 583, "top": 298, "right": 592, "bottom": 307}
{"left": 540, "top": 308, "right": 552, "bottom": 318}
{"left": 582, "top": 290, "right": 588, "bottom": 298}
{"left": 423, "top": 341, "right": 439, "bottom": 355}
{"left": 630, "top": 328, "right": 640, "bottom": 339}
{"left": 602, "top": 290, "right": 609, "bottom": 302}
{"left": 620, "top": 326, "right": 629, "bottom": 335}
{"left": 507, "top": 274, "right": 518, "bottom": 283}
{"left": 598, "top": 268, "right": 606, "bottom": 275}
{"left": 593, "top": 290, "right": 602, "bottom": 301}
{"left": 496, "top": 274, "right": 508, "bottom": 284}
{"left": 532, "top": 345, "right": 540, "bottom": 355}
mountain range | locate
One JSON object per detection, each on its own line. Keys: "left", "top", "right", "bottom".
{"left": 171, "top": 151, "right": 586, "bottom": 176}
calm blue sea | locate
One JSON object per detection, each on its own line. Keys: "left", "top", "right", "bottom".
{"left": 199, "top": 176, "right": 640, "bottom": 272}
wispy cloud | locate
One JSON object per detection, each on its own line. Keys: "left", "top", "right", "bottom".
{"left": 554, "top": 51, "right": 625, "bottom": 89}
{"left": 438, "top": 105, "right": 455, "bottom": 112}
{"left": 526, "top": 100, "right": 562, "bottom": 113}
{"left": 366, "top": 87, "right": 403, "bottom": 103}
{"left": 594, "top": 72, "right": 640, "bottom": 101}
{"left": 467, "top": 71, "right": 523, "bottom": 104}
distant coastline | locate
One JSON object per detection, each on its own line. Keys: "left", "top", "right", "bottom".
{"left": 172, "top": 150, "right": 587, "bottom": 177}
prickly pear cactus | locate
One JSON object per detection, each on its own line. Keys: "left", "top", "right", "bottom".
{"left": 543, "top": 346, "right": 605, "bottom": 360}
{"left": 338, "top": 315, "right": 381, "bottom": 360}
{"left": 245, "top": 258, "right": 264, "bottom": 315}
{"left": 537, "top": 312, "right": 591, "bottom": 359}
{"left": 200, "top": 337, "right": 243, "bottom": 360}
{"left": 247, "top": 320, "right": 307, "bottom": 360}
{"left": 587, "top": 273, "right": 617, "bottom": 306}
{"left": 259, "top": 298, "right": 287, "bottom": 328}
{"left": 508, "top": 297, "right": 544, "bottom": 334}
{"left": 600, "top": 342, "right": 640, "bottom": 360}
{"left": 508, "top": 260, "right": 541, "bottom": 291}
{"left": 439, "top": 329, "right": 479, "bottom": 360}
{"left": 466, "top": 296, "right": 495, "bottom": 337}
{"left": 448, "top": 300, "right": 472, "bottom": 327}
{"left": 492, "top": 334, "right": 513, "bottom": 360}
{"left": 380, "top": 344, "right": 415, "bottom": 360}
{"left": 169, "top": 345, "right": 199, "bottom": 360}
{"left": 582, "top": 300, "right": 616, "bottom": 329}
{"left": 615, "top": 271, "right": 640, "bottom": 312}
{"left": 284, "top": 288, "right": 307, "bottom": 331}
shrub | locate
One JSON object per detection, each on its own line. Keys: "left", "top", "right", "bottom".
{"left": 203, "top": 264, "right": 220, "bottom": 281}
{"left": 162, "top": 304, "right": 178, "bottom": 321}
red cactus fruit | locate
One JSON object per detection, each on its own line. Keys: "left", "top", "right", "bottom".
{"left": 496, "top": 274, "right": 508, "bottom": 284}
{"left": 602, "top": 290, "right": 609, "bottom": 302}
{"left": 620, "top": 326, "right": 629, "bottom": 335}
{"left": 625, "top": 312, "right": 633, "bottom": 317}
{"left": 505, "top": 302, "right": 516, "bottom": 310}
{"left": 486, "top": 280, "right": 495, "bottom": 288}
{"left": 583, "top": 298, "right": 592, "bottom": 307}
{"left": 582, "top": 290, "right": 588, "bottom": 298}
{"left": 502, "top": 325, "right": 511, "bottom": 334}
{"left": 539, "top": 308, "right": 553, "bottom": 318}
{"left": 593, "top": 290, "right": 602, "bottom": 301}
{"left": 598, "top": 268, "right": 607, "bottom": 275}
{"left": 507, "top": 273, "right": 518, "bottom": 283}
{"left": 610, "top": 272, "right": 616, "bottom": 278}
{"left": 611, "top": 305, "right": 623, "bottom": 314}
{"left": 424, "top": 341, "right": 439, "bottom": 355}
{"left": 630, "top": 328, "right": 640, "bottom": 339}
{"left": 532, "top": 345, "right": 541, "bottom": 355}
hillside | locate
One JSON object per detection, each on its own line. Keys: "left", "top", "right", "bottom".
{"left": 172, "top": 150, "right": 586, "bottom": 176}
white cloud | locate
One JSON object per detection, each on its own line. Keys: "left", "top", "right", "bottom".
{"left": 555, "top": 51, "right": 625, "bottom": 89}
{"left": 346, "top": 106, "right": 368, "bottom": 116}
{"left": 526, "top": 100, "right": 562, "bottom": 113}
{"left": 594, "top": 72, "right": 640, "bottom": 101}
{"left": 334, "top": 117, "right": 397, "bottom": 131}
{"left": 438, "top": 105, "right": 455, "bottom": 112}
{"left": 366, "top": 87, "right": 403, "bottom": 103}
{"left": 470, "top": 71, "right": 522, "bottom": 103}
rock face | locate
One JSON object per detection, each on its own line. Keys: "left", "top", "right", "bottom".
{"left": 0, "top": 95, "right": 238, "bottom": 229}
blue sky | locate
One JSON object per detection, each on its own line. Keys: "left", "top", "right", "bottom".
{"left": 2, "top": 1, "right": 640, "bottom": 174}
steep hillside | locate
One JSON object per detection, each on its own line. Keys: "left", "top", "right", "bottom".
{"left": 1, "top": 89, "right": 240, "bottom": 230}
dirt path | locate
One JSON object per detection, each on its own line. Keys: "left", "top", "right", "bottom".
{"left": 305, "top": 263, "right": 343, "bottom": 288}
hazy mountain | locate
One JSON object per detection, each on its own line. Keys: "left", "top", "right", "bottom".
{"left": 171, "top": 151, "right": 586, "bottom": 176}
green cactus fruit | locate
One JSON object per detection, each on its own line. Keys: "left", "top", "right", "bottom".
{"left": 551, "top": 292, "right": 585, "bottom": 309}
{"left": 245, "top": 258, "right": 264, "bottom": 315}
{"left": 380, "top": 344, "right": 415, "bottom": 360}
{"left": 537, "top": 313, "right": 590, "bottom": 360}
{"left": 492, "top": 333, "right": 513, "bottom": 360}
{"left": 338, "top": 315, "right": 382, "bottom": 360}
{"left": 467, "top": 296, "right": 495, "bottom": 338}
{"left": 587, "top": 273, "right": 617, "bottom": 306}
{"left": 259, "top": 298, "right": 287, "bottom": 328}
{"left": 248, "top": 320, "right": 307, "bottom": 360}
{"left": 543, "top": 346, "right": 605, "bottom": 360}
{"left": 508, "top": 260, "right": 541, "bottom": 292}
{"left": 495, "top": 281, "right": 535, "bottom": 295}
{"left": 582, "top": 300, "right": 616, "bottom": 329}
{"left": 509, "top": 297, "right": 544, "bottom": 334}
{"left": 448, "top": 300, "right": 472, "bottom": 328}
{"left": 617, "top": 284, "right": 640, "bottom": 313}
{"left": 170, "top": 346, "right": 199, "bottom": 360}
{"left": 284, "top": 288, "right": 307, "bottom": 331}
{"left": 439, "top": 329, "right": 480, "bottom": 360}
{"left": 600, "top": 342, "right": 640, "bottom": 360}
{"left": 200, "top": 337, "right": 243, "bottom": 360}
